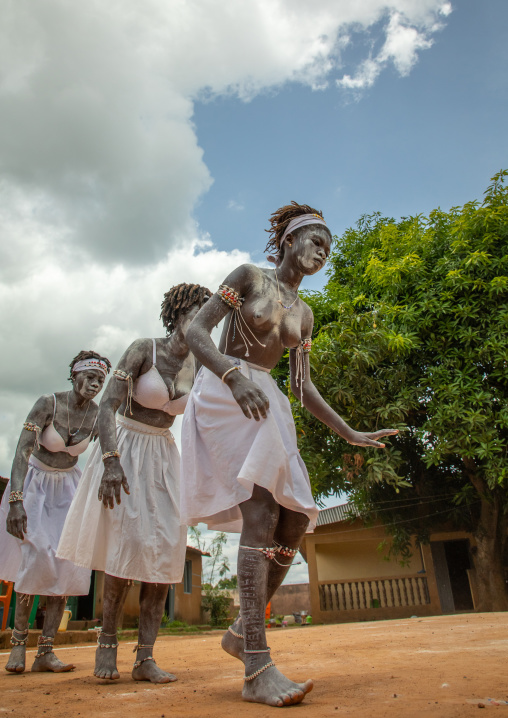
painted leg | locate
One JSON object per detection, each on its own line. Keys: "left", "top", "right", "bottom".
{"left": 132, "top": 582, "right": 175, "bottom": 683}
{"left": 229, "top": 485, "right": 312, "bottom": 707}
{"left": 94, "top": 574, "right": 130, "bottom": 680}
{"left": 224, "top": 506, "right": 310, "bottom": 664}
{"left": 5, "top": 593, "right": 33, "bottom": 673}
{"left": 31, "top": 596, "right": 75, "bottom": 672}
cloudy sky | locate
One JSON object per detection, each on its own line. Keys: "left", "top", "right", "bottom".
{"left": 1, "top": 0, "right": 507, "bottom": 584}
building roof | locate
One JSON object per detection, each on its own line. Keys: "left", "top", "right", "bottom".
{"left": 316, "top": 503, "right": 357, "bottom": 527}
{"left": 186, "top": 545, "right": 211, "bottom": 557}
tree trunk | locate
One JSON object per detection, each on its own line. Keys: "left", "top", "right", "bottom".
{"left": 472, "top": 495, "right": 508, "bottom": 612}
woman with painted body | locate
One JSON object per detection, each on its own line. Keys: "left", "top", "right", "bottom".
{"left": 181, "top": 203, "right": 398, "bottom": 707}
{"left": 0, "top": 352, "right": 110, "bottom": 673}
{"left": 57, "top": 284, "right": 211, "bottom": 684}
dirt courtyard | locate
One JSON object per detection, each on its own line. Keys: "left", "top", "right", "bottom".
{"left": 1, "top": 613, "right": 507, "bottom": 717}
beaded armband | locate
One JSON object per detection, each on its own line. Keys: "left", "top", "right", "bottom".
{"left": 113, "top": 369, "right": 134, "bottom": 416}
{"left": 23, "top": 421, "right": 42, "bottom": 449}
{"left": 218, "top": 284, "right": 244, "bottom": 310}
{"left": 102, "top": 451, "right": 120, "bottom": 462}
{"left": 8, "top": 491, "right": 23, "bottom": 503}
{"left": 301, "top": 338, "right": 312, "bottom": 353}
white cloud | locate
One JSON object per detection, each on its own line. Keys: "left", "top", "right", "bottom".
{"left": 338, "top": 3, "right": 451, "bottom": 91}
{"left": 1, "top": 0, "right": 452, "bottom": 478}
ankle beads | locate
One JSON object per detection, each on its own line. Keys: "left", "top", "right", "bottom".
{"left": 10, "top": 628, "right": 29, "bottom": 647}
{"left": 97, "top": 630, "right": 119, "bottom": 649}
{"left": 244, "top": 661, "right": 276, "bottom": 681}
{"left": 34, "top": 635, "right": 54, "bottom": 659}
{"left": 132, "top": 643, "right": 155, "bottom": 669}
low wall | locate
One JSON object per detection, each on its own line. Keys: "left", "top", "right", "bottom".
{"left": 271, "top": 583, "right": 310, "bottom": 617}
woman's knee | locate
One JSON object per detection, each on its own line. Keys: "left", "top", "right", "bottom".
{"left": 240, "top": 486, "right": 280, "bottom": 544}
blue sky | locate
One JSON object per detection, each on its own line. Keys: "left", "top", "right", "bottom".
{"left": 1, "top": 0, "right": 507, "bottom": 584}
{"left": 194, "top": 0, "right": 507, "bottom": 292}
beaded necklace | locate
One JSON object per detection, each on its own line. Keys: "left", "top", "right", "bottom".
{"left": 274, "top": 267, "right": 298, "bottom": 310}
{"left": 67, "top": 393, "right": 91, "bottom": 437}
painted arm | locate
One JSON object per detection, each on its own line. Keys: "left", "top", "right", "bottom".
{"left": 186, "top": 265, "right": 270, "bottom": 421}
{"left": 7, "top": 395, "right": 53, "bottom": 539}
{"left": 97, "top": 339, "right": 147, "bottom": 508}
{"left": 289, "top": 344, "right": 398, "bottom": 449}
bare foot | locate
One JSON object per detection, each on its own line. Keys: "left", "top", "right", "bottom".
{"left": 221, "top": 617, "right": 245, "bottom": 663}
{"left": 132, "top": 658, "right": 177, "bottom": 684}
{"left": 31, "top": 652, "right": 75, "bottom": 673}
{"left": 242, "top": 658, "right": 313, "bottom": 707}
{"left": 94, "top": 644, "right": 120, "bottom": 680}
{"left": 5, "top": 645, "right": 26, "bottom": 674}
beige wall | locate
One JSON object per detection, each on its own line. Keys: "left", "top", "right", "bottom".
{"left": 315, "top": 540, "right": 421, "bottom": 581}
{"left": 270, "top": 583, "right": 311, "bottom": 616}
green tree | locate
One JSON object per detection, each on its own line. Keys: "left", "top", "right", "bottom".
{"left": 188, "top": 527, "right": 233, "bottom": 625}
{"left": 294, "top": 171, "right": 508, "bottom": 611}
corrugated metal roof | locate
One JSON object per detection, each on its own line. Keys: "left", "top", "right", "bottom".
{"left": 316, "top": 503, "right": 357, "bottom": 526}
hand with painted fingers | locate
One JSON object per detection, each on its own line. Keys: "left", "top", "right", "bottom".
{"left": 98, "top": 460, "right": 130, "bottom": 509}
{"left": 226, "top": 372, "right": 270, "bottom": 421}
{"left": 6, "top": 502, "right": 27, "bottom": 540}
{"left": 346, "top": 428, "right": 399, "bottom": 448}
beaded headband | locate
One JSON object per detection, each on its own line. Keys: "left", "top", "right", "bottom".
{"left": 267, "top": 213, "right": 328, "bottom": 266}
{"left": 72, "top": 359, "right": 109, "bottom": 377}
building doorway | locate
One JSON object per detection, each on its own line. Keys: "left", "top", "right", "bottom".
{"left": 431, "top": 539, "right": 474, "bottom": 613}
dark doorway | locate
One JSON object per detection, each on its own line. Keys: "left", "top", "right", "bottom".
{"left": 165, "top": 584, "right": 175, "bottom": 622}
{"left": 431, "top": 539, "right": 474, "bottom": 613}
{"left": 443, "top": 540, "right": 474, "bottom": 611}
{"left": 76, "top": 570, "right": 96, "bottom": 620}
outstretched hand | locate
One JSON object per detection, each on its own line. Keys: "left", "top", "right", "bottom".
{"left": 6, "top": 502, "right": 27, "bottom": 540}
{"left": 347, "top": 428, "right": 399, "bottom": 449}
{"left": 98, "top": 461, "right": 130, "bottom": 509}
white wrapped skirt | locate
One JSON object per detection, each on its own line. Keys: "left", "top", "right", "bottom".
{"left": 0, "top": 457, "right": 91, "bottom": 596}
{"left": 180, "top": 358, "right": 318, "bottom": 533}
{"left": 57, "top": 416, "right": 187, "bottom": 584}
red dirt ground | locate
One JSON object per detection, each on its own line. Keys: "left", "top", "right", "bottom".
{"left": 1, "top": 613, "right": 507, "bottom": 717}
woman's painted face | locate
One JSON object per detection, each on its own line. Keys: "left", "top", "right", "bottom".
{"left": 72, "top": 369, "right": 106, "bottom": 400}
{"left": 291, "top": 226, "right": 332, "bottom": 275}
{"left": 177, "top": 301, "right": 206, "bottom": 337}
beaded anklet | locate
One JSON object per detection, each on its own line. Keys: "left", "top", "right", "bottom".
{"left": 244, "top": 648, "right": 270, "bottom": 653}
{"left": 10, "top": 628, "right": 29, "bottom": 646}
{"left": 244, "top": 661, "right": 276, "bottom": 682}
{"left": 97, "top": 631, "right": 119, "bottom": 649}
{"left": 133, "top": 656, "right": 155, "bottom": 669}
{"left": 228, "top": 625, "right": 244, "bottom": 639}
{"left": 34, "top": 635, "right": 54, "bottom": 659}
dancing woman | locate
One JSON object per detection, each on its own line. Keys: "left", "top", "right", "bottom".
{"left": 0, "top": 351, "right": 111, "bottom": 673}
{"left": 181, "top": 203, "right": 397, "bottom": 707}
{"left": 58, "top": 283, "right": 211, "bottom": 684}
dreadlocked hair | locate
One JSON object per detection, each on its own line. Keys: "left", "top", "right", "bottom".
{"left": 68, "top": 350, "right": 112, "bottom": 381}
{"left": 265, "top": 201, "right": 326, "bottom": 258}
{"left": 160, "top": 283, "right": 212, "bottom": 336}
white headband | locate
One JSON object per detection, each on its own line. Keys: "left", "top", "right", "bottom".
{"left": 267, "top": 213, "right": 328, "bottom": 266}
{"left": 72, "top": 358, "right": 108, "bottom": 377}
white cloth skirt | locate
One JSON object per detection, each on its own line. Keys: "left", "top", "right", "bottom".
{"left": 0, "top": 457, "right": 91, "bottom": 596}
{"left": 180, "top": 358, "right": 318, "bottom": 533}
{"left": 57, "top": 416, "right": 187, "bottom": 584}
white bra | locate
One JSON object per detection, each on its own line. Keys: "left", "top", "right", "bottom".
{"left": 38, "top": 394, "right": 96, "bottom": 457}
{"left": 132, "top": 339, "right": 190, "bottom": 416}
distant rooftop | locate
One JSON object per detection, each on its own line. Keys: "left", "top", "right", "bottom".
{"left": 316, "top": 503, "right": 357, "bottom": 527}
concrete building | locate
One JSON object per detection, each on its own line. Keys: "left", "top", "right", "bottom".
{"left": 302, "top": 504, "right": 478, "bottom": 624}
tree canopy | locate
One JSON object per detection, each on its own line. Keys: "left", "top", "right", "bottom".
{"left": 289, "top": 171, "right": 508, "bottom": 608}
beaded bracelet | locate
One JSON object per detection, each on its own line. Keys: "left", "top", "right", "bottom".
{"left": 8, "top": 491, "right": 23, "bottom": 503}
{"left": 102, "top": 451, "right": 120, "bottom": 462}
{"left": 221, "top": 366, "right": 240, "bottom": 383}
